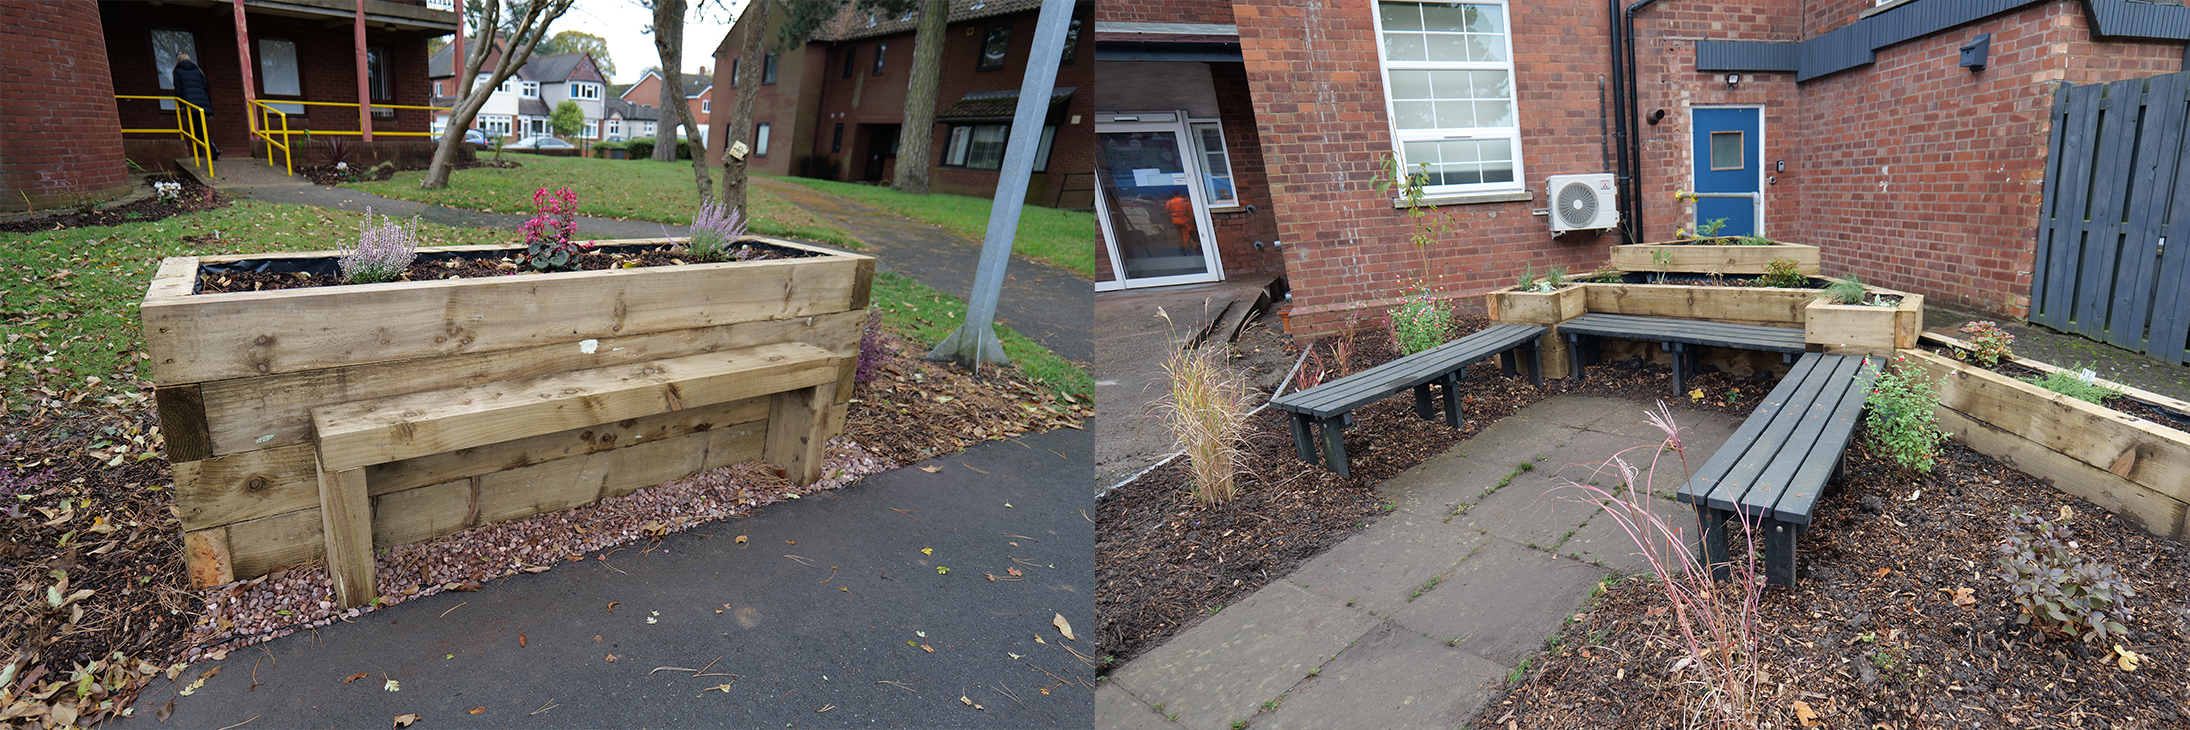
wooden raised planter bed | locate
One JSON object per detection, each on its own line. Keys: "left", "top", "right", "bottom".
{"left": 1608, "top": 240, "right": 1820, "bottom": 275}
{"left": 1487, "top": 277, "right": 1918, "bottom": 377}
{"left": 144, "top": 237, "right": 874, "bottom": 603}
{"left": 1900, "top": 345, "right": 2190, "bottom": 542}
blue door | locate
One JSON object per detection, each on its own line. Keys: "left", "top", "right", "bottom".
{"left": 1691, "top": 107, "right": 1762, "bottom": 237}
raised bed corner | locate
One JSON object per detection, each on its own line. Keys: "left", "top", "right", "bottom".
{"left": 1608, "top": 240, "right": 1820, "bottom": 275}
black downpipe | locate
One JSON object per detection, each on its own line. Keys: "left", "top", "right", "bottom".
{"left": 1607, "top": 0, "right": 1632, "bottom": 243}
{"left": 1622, "top": 0, "right": 1666, "bottom": 243}
{"left": 1597, "top": 76, "right": 1611, "bottom": 175}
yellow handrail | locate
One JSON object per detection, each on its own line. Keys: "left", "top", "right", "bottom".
{"left": 113, "top": 95, "right": 214, "bottom": 179}
{"left": 247, "top": 100, "right": 455, "bottom": 176}
{"left": 250, "top": 100, "right": 295, "bottom": 176}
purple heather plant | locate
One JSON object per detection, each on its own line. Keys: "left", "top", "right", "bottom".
{"left": 855, "top": 309, "right": 887, "bottom": 384}
{"left": 523, "top": 187, "right": 583, "bottom": 271}
{"left": 0, "top": 463, "right": 53, "bottom": 518}
{"left": 338, "top": 207, "right": 420, "bottom": 284}
{"left": 685, "top": 199, "right": 751, "bottom": 263}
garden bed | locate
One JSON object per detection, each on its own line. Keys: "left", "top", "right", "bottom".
{"left": 1485, "top": 277, "right": 1920, "bottom": 378}
{"left": 1608, "top": 239, "right": 1820, "bottom": 275}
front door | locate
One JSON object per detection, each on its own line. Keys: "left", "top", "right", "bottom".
{"left": 1690, "top": 107, "right": 1764, "bottom": 237}
{"left": 862, "top": 124, "right": 899, "bottom": 182}
{"left": 1095, "top": 119, "right": 1223, "bottom": 289}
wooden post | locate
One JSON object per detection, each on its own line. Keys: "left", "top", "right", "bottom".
{"left": 316, "top": 454, "right": 379, "bottom": 608}
{"left": 765, "top": 382, "right": 838, "bottom": 486}
{"left": 232, "top": 0, "right": 258, "bottom": 135}
{"left": 355, "top": 0, "right": 372, "bottom": 141}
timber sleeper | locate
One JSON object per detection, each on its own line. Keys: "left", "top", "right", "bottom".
{"left": 1270, "top": 324, "right": 1544, "bottom": 479}
{"left": 309, "top": 341, "right": 841, "bottom": 607}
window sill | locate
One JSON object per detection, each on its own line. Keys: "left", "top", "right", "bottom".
{"left": 1206, "top": 205, "right": 1248, "bottom": 214}
{"left": 1390, "top": 189, "right": 1533, "bottom": 208}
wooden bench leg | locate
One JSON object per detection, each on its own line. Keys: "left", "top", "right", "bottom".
{"left": 766, "top": 382, "right": 838, "bottom": 487}
{"left": 1413, "top": 383, "right": 1435, "bottom": 421}
{"left": 316, "top": 455, "right": 379, "bottom": 609}
{"left": 1289, "top": 412, "right": 1320, "bottom": 466}
{"left": 1318, "top": 416, "right": 1350, "bottom": 480}
{"left": 1765, "top": 520, "right": 1801, "bottom": 588}
{"left": 1695, "top": 504, "right": 1731, "bottom": 582}
{"left": 1441, "top": 372, "right": 1463, "bottom": 429}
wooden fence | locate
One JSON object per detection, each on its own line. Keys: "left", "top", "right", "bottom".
{"left": 2034, "top": 71, "right": 2190, "bottom": 365}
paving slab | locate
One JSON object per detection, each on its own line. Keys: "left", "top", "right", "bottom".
{"left": 1562, "top": 493, "right": 1704, "bottom": 576}
{"left": 1095, "top": 682, "right": 1181, "bottom": 729}
{"left": 1384, "top": 540, "right": 1609, "bottom": 666}
{"left": 1253, "top": 621, "right": 1508, "bottom": 730}
{"left": 1284, "top": 512, "right": 1491, "bottom": 617}
{"left": 1105, "top": 583, "right": 1378, "bottom": 730}
{"left": 1373, "top": 408, "right": 1573, "bottom": 517}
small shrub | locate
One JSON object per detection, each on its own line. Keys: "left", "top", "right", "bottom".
{"left": 854, "top": 309, "right": 886, "bottom": 384}
{"left": 152, "top": 181, "right": 182, "bottom": 206}
{"left": 2022, "top": 363, "right": 2121, "bottom": 405}
{"left": 522, "top": 186, "right": 583, "bottom": 271}
{"left": 1822, "top": 275, "right": 1868, "bottom": 305}
{"left": 1864, "top": 358, "right": 1948, "bottom": 474}
{"left": 1587, "top": 263, "right": 1623, "bottom": 283}
{"left": 1543, "top": 266, "right": 1567, "bottom": 290}
{"left": 1732, "top": 234, "right": 1775, "bottom": 246}
{"left": 338, "top": 207, "right": 420, "bottom": 284}
{"left": 685, "top": 199, "right": 750, "bottom": 263}
{"left": 1389, "top": 283, "right": 1452, "bottom": 355}
{"left": 1755, "top": 258, "right": 1806, "bottom": 289}
{"left": 1693, "top": 217, "right": 1729, "bottom": 239}
{"left": 1155, "top": 308, "right": 1252, "bottom": 506}
{"left": 1514, "top": 266, "right": 1540, "bottom": 291}
{"left": 1955, "top": 321, "right": 2015, "bottom": 367}
{"left": 1997, "top": 508, "right": 2134, "bottom": 643}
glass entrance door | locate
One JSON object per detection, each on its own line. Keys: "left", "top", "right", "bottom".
{"left": 1096, "top": 122, "right": 1223, "bottom": 288}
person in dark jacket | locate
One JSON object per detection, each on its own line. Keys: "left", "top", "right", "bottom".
{"left": 171, "top": 54, "right": 219, "bottom": 160}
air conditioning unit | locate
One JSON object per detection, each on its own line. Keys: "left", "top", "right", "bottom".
{"left": 1546, "top": 173, "right": 1620, "bottom": 234}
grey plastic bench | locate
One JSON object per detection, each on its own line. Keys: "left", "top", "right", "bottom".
{"left": 1676, "top": 352, "right": 1882, "bottom": 587}
{"left": 1561, "top": 312, "right": 1807, "bottom": 393}
{"left": 1270, "top": 324, "right": 1545, "bottom": 479}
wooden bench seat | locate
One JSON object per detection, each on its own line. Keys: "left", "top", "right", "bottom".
{"left": 1270, "top": 324, "right": 1544, "bottom": 479}
{"left": 1560, "top": 312, "right": 1807, "bottom": 393}
{"left": 1676, "top": 352, "right": 1881, "bottom": 587}
{"left": 311, "top": 341, "right": 841, "bottom": 606}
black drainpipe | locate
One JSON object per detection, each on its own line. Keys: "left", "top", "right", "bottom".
{"left": 1607, "top": 0, "right": 1632, "bottom": 243}
{"left": 1621, "top": 0, "right": 1666, "bottom": 243}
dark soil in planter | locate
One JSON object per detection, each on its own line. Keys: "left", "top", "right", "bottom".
{"left": 0, "top": 175, "right": 228, "bottom": 233}
{"left": 1466, "top": 434, "right": 2190, "bottom": 729}
{"left": 1919, "top": 343, "right": 2190, "bottom": 438}
{"left": 1616, "top": 271, "right": 1829, "bottom": 289}
{"left": 1096, "top": 317, "right": 1789, "bottom": 671}
{"left": 191, "top": 240, "right": 819, "bottom": 294}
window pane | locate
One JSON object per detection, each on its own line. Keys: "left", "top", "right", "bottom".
{"left": 1711, "top": 131, "right": 1743, "bottom": 170}
{"left": 1478, "top": 138, "right": 1512, "bottom": 165}
{"left": 1429, "top": 70, "right": 1471, "bottom": 99}
{"left": 259, "top": 39, "right": 300, "bottom": 96}
{"left": 1471, "top": 70, "right": 1510, "bottom": 99}
{"left": 1383, "top": 33, "right": 1425, "bottom": 61}
{"left": 1434, "top": 101, "right": 1473, "bottom": 128}
{"left": 1475, "top": 100, "right": 1512, "bottom": 127}
{"left": 1465, "top": 5, "right": 1503, "bottom": 33}
{"left": 946, "top": 126, "right": 971, "bottom": 166}
{"left": 1420, "top": 3, "right": 1466, "bottom": 31}
{"left": 1389, "top": 70, "right": 1431, "bottom": 99}
{"left": 1425, "top": 34, "right": 1467, "bottom": 62}
{"left": 1034, "top": 125, "right": 1055, "bottom": 172}
{"left": 756, "top": 123, "right": 771, "bottom": 155}
{"left": 873, "top": 44, "right": 887, "bottom": 75}
{"left": 1379, "top": 3, "right": 1422, "bottom": 31}
{"left": 1468, "top": 36, "right": 1503, "bottom": 62}
{"left": 841, "top": 48, "right": 856, "bottom": 79}
{"left": 1481, "top": 157, "right": 1514, "bottom": 183}
{"left": 1441, "top": 140, "right": 1479, "bottom": 164}
{"left": 968, "top": 125, "right": 1008, "bottom": 169}
{"left": 980, "top": 27, "right": 1010, "bottom": 70}
{"left": 1392, "top": 101, "right": 1436, "bottom": 130}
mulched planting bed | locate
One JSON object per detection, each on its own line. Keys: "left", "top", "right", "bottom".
{"left": 1468, "top": 435, "right": 2190, "bottom": 729}
{"left": 1096, "top": 316, "right": 1778, "bottom": 670}
{"left": 1918, "top": 342, "right": 2190, "bottom": 438}
{"left": 0, "top": 175, "right": 228, "bottom": 233}
{"left": 192, "top": 241, "right": 816, "bottom": 294}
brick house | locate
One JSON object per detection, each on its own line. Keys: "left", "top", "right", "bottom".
{"left": 707, "top": 0, "right": 1096, "bottom": 207}
{"left": 1102, "top": 0, "right": 2190, "bottom": 335}
{"left": 428, "top": 42, "right": 611, "bottom": 142}
{"left": 2, "top": 0, "right": 454, "bottom": 210}
{"left": 620, "top": 70, "right": 713, "bottom": 148}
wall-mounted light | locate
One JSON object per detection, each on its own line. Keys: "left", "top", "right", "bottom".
{"left": 1725, "top": 72, "right": 1742, "bottom": 89}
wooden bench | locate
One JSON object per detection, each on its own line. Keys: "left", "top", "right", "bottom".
{"left": 1676, "top": 352, "right": 1881, "bottom": 587}
{"left": 1271, "top": 324, "right": 1545, "bottom": 479}
{"left": 1560, "top": 312, "right": 1807, "bottom": 393}
{"left": 310, "top": 342, "right": 841, "bottom": 607}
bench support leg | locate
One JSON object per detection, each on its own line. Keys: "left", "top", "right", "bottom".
{"left": 1413, "top": 384, "right": 1435, "bottom": 421}
{"left": 1524, "top": 341, "right": 1544, "bottom": 387}
{"left": 1695, "top": 504, "right": 1731, "bottom": 582}
{"left": 1664, "top": 342, "right": 1690, "bottom": 394}
{"left": 316, "top": 455, "right": 380, "bottom": 609}
{"left": 1289, "top": 412, "right": 1320, "bottom": 465}
{"left": 766, "top": 382, "right": 838, "bottom": 487}
{"left": 1765, "top": 520, "right": 1801, "bottom": 588}
{"left": 1441, "top": 372, "right": 1463, "bottom": 429}
{"left": 1567, "top": 333, "right": 1588, "bottom": 382}
{"left": 1500, "top": 350, "right": 1517, "bottom": 378}
{"left": 1319, "top": 417, "right": 1350, "bottom": 480}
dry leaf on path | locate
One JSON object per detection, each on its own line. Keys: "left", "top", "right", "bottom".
{"left": 1053, "top": 614, "right": 1076, "bottom": 641}
{"left": 735, "top": 535, "right": 748, "bottom": 544}
{"left": 384, "top": 679, "right": 401, "bottom": 692}
{"left": 468, "top": 707, "right": 486, "bottom": 715}
{"left": 604, "top": 654, "right": 618, "bottom": 663}
{"left": 393, "top": 713, "right": 421, "bottom": 728}
{"left": 343, "top": 672, "right": 370, "bottom": 685}
{"left": 918, "top": 466, "right": 941, "bottom": 473}
{"left": 1791, "top": 700, "right": 1821, "bottom": 727}
{"left": 1873, "top": 567, "right": 1892, "bottom": 578}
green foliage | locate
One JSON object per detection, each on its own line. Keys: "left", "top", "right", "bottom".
{"left": 1954, "top": 320, "right": 2015, "bottom": 367}
{"left": 866, "top": 272, "right": 1091, "bottom": 403}
{"left": 1823, "top": 275, "right": 1868, "bottom": 305}
{"left": 538, "top": 30, "right": 615, "bottom": 77}
{"left": 1997, "top": 508, "right": 2134, "bottom": 643}
{"left": 1389, "top": 283, "right": 1453, "bottom": 355}
{"left": 771, "top": 175, "right": 1098, "bottom": 278}
{"left": 549, "top": 100, "right": 585, "bottom": 138}
{"left": 1731, "top": 234, "right": 1775, "bottom": 246}
{"left": 1754, "top": 258, "right": 1806, "bottom": 289}
{"left": 624, "top": 137, "right": 692, "bottom": 160}
{"left": 1650, "top": 248, "right": 1674, "bottom": 268}
{"left": 1514, "top": 265, "right": 1540, "bottom": 290}
{"left": 2021, "top": 364, "right": 2121, "bottom": 405}
{"left": 1587, "top": 263, "right": 1624, "bottom": 283}
{"left": 1544, "top": 266, "right": 1567, "bottom": 288}
{"left": 1695, "top": 217, "right": 1729, "bottom": 238}
{"left": 1864, "top": 359, "right": 1949, "bottom": 474}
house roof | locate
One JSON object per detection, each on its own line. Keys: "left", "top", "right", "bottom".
{"left": 605, "top": 98, "right": 659, "bottom": 122}
{"left": 816, "top": 0, "right": 1045, "bottom": 42}
{"left": 623, "top": 70, "right": 713, "bottom": 100}
{"left": 518, "top": 97, "right": 551, "bottom": 116}
{"left": 522, "top": 52, "right": 598, "bottom": 83}
{"left": 936, "top": 87, "right": 1074, "bottom": 121}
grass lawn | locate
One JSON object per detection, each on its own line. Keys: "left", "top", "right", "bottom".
{"left": 347, "top": 156, "right": 861, "bottom": 249}
{"left": 0, "top": 201, "right": 1088, "bottom": 408}
{"left": 868, "top": 271, "right": 1093, "bottom": 403}
{"left": 769, "top": 175, "right": 1098, "bottom": 279}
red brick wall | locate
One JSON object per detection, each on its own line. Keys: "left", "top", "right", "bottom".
{"left": 1, "top": 0, "right": 131, "bottom": 211}
{"left": 1099, "top": 0, "right": 1237, "bottom": 24}
{"left": 1204, "top": 62, "right": 1285, "bottom": 282}
{"left": 1626, "top": 0, "right": 1803, "bottom": 248}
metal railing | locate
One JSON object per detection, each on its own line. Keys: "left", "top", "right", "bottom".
{"left": 249, "top": 100, "right": 451, "bottom": 176}
{"left": 115, "top": 95, "right": 215, "bottom": 179}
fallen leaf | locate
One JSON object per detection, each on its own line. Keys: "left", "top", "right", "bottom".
{"left": 1873, "top": 567, "right": 1892, "bottom": 578}
{"left": 917, "top": 466, "right": 941, "bottom": 473}
{"left": 2115, "top": 645, "right": 2144, "bottom": 672}
{"left": 1007, "top": 567, "right": 1023, "bottom": 577}
{"left": 735, "top": 535, "right": 748, "bottom": 544}
{"left": 468, "top": 707, "right": 485, "bottom": 715}
{"left": 393, "top": 713, "right": 420, "bottom": 728}
{"left": 1688, "top": 388, "right": 1706, "bottom": 401}
{"left": 1033, "top": 634, "right": 1046, "bottom": 645}
{"left": 1950, "top": 587, "right": 1976, "bottom": 608}
{"left": 519, "top": 634, "right": 527, "bottom": 648}
{"left": 384, "top": 679, "right": 401, "bottom": 692}
{"left": 519, "top": 565, "right": 550, "bottom": 573}
{"left": 920, "top": 644, "right": 934, "bottom": 653}
{"left": 1792, "top": 700, "right": 1821, "bottom": 727}
{"left": 936, "top": 566, "right": 950, "bottom": 574}
{"left": 606, "top": 601, "right": 619, "bottom": 613}
{"left": 1007, "top": 652, "right": 1023, "bottom": 659}
{"left": 605, "top": 654, "right": 617, "bottom": 663}
{"left": 921, "top": 548, "right": 933, "bottom": 556}
{"left": 1053, "top": 614, "right": 1077, "bottom": 641}
{"left": 343, "top": 672, "right": 370, "bottom": 685}
{"left": 2060, "top": 505, "right": 2076, "bottom": 521}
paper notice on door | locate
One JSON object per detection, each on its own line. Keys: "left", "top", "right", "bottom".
{"left": 1171, "top": 172, "right": 1191, "bottom": 185}
{"left": 1132, "top": 168, "right": 1170, "bottom": 187}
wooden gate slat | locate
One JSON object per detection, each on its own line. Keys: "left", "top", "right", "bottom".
{"left": 2032, "top": 81, "right": 2076, "bottom": 329}
{"left": 2109, "top": 73, "right": 2188, "bottom": 351}
{"left": 2149, "top": 99, "right": 2190, "bottom": 364}
{"left": 2040, "top": 83, "right": 2106, "bottom": 330}
{"left": 2074, "top": 78, "right": 2143, "bottom": 340}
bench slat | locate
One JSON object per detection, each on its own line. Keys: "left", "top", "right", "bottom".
{"left": 1675, "top": 353, "right": 1826, "bottom": 504}
{"left": 314, "top": 342, "right": 838, "bottom": 472}
{"left": 1561, "top": 313, "right": 1806, "bottom": 353}
{"left": 1731, "top": 356, "right": 1866, "bottom": 519}
{"left": 1701, "top": 356, "right": 1853, "bottom": 513}
{"left": 1273, "top": 325, "right": 1541, "bottom": 417}
{"left": 1766, "top": 357, "right": 1882, "bottom": 525}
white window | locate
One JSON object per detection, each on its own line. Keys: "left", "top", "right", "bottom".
{"left": 702, "top": 100, "right": 711, "bottom": 113}
{"left": 583, "top": 119, "right": 599, "bottom": 138}
{"left": 257, "top": 38, "right": 304, "bottom": 114}
{"left": 1190, "top": 122, "right": 1238, "bottom": 207}
{"left": 572, "top": 82, "right": 601, "bottom": 100}
{"left": 755, "top": 123, "right": 771, "bottom": 156}
{"left": 521, "top": 80, "right": 540, "bottom": 98}
{"left": 607, "top": 119, "right": 621, "bottom": 138}
{"left": 479, "top": 115, "right": 511, "bottom": 136}
{"left": 1374, "top": 1, "right": 1521, "bottom": 194}
{"left": 1034, "top": 125, "right": 1056, "bottom": 172}
{"left": 496, "top": 77, "right": 515, "bottom": 93}
{"left": 433, "top": 80, "right": 444, "bottom": 96}
{"left": 943, "top": 124, "right": 1008, "bottom": 170}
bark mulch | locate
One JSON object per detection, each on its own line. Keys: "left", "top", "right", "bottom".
{"left": 0, "top": 175, "right": 229, "bottom": 233}
{"left": 1466, "top": 435, "right": 2190, "bottom": 729}
{"left": 193, "top": 241, "right": 811, "bottom": 294}
{"left": 1918, "top": 342, "right": 2190, "bottom": 438}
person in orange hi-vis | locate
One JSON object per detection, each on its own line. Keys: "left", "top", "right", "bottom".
{"left": 1164, "top": 190, "right": 1197, "bottom": 253}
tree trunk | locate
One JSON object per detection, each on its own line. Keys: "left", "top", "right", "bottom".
{"left": 891, "top": 0, "right": 949, "bottom": 196}
{"left": 423, "top": 0, "right": 571, "bottom": 189}
{"left": 718, "top": 0, "right": 770, "bottom": 216}
{"left": 651, "top": 0, "right": 714, "bottom": 200}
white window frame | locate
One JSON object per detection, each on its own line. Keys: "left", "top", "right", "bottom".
{"left": 572, "top": 82, "right": 601, "bottom": 100}
{"left": 582, "top": 119, "right": 599, "bottom": 138}
{"left": 755, "top": 123, "right": 772, "bottom": 156}
{"left": 702, "top": 99, "right": 711, "bottom": 113}
{"left": 607, "top": 118, "right": 621, "bottom": 138}
{"left": 521, "top": 80, "right": 540, "bottom": 98}
{"left": 1188, "top": 120, "right": 1239, "bottom": 208}
{"left": 1371, "top": 0, "right": 1526, "bottom": 199}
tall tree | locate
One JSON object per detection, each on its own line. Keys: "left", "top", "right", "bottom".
{"left": 648, "top": 0, "right": 716, "bottom": 202}
{"left": 423, "top": 0, "right": 575, "bottom": 189}
{"left": 717, "top": 0, "right": 775, "bottom": 215}
{"left": 540, "top": 30, "right": 615, "bottom": 76}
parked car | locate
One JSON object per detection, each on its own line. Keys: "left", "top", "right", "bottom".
{"left": 430, "top": 128, "right": 491, "bottom": 147}
{"left": 503, "top": 136, "right": 575, "bottom": 150}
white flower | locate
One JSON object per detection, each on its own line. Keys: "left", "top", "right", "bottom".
{"left": 336, "top": 161, "right": 348, "bottom": 170}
